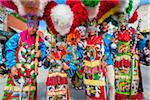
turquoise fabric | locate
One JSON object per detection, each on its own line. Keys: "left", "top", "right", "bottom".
{"left": 103, "top": 33, "right": 114, "bottom": 65}
{"left": 5, "top": 33, "right": 20, "bottom": 69}
{"left": 5, "top": 33, "right": 47, "bottom": 69}
{"left": 137, "top": 37, "right": 147, "bottom": 51}
{"left": 65, "top": 46, "right": 77, "bottom": 77}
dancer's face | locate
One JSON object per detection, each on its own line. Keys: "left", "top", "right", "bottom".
{"left": 58, "top": 45, "right": 65, "bottom": 51}
{"left": 101, "top": 22, "right": 109, "bottom": 33}
{"left": 27, "top": 24, "right": 38, "bottom": 35}
{"left": 27, "top": 19, "right": 39, "bottom": 36}
{"left": 88, "top": 30, "right": 96, "bottom": 36}
{"left": 120, "top": 20, "right": 126, "bottom": 30}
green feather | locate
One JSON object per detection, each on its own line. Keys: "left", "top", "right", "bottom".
{"left": 82, "top": 0, "right": 100, "bottom": 8}
{"left": 126, "top": 0, "right": 133, "bottom": 16}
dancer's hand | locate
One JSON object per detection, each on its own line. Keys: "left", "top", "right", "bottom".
{"left": 37, "top": 30, "right": 44, "bottom": 39}
{"left": 63, "top": 63, "right": 70, "bottom": 70}
{"left": 131, "top": 45, "right": 136, "bottom": 54}
{"left": 47, "top": 54, "right": 53, "bottom": 61}
{"left": 102, "top": 55, "right": 107, "bottom": 61}
{"left": 35, "top": 50, "right": 42, "bottom": 58}
{"left": 11, "top": 66, "right": 18, "bottom": 76}
{"left": 111, "top": 38, "right": 116, "bottom": 43}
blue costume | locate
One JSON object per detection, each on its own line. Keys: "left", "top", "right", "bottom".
{"left": 103, "top": 33, "right": 114, "bottom": 65}
{"left": 66, "top": 44, "right": 84, "bottom": 89}
{"left": 65, "top": 45, "right": 77, "bottom": 77}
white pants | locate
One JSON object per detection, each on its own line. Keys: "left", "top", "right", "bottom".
{"left": 106, "top": 65, "right": 115, "bottom": 100}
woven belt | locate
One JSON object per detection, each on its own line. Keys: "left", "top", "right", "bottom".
{"left": 48, "top": 72, "right": 67, "bottom": 77}
{"left": 4, "top": 86, "right": 36, "bottom": 92}
{"left": 83, "top": 79, "right": 105, "bottom": 86}
{"left": 84, "top": 60, "right": 101, "bottom": 68}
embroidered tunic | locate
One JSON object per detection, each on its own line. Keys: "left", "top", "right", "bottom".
{"left": 83, "top": 35, "right": 107, "bottom": 100}
{"left": 3, "top": 30, "right": 46, "bottom": 100}
{"left": 46, "top": 48, "right": 70, "bottom": 100}
{"left": 115, "top": 29, "right": 146, "bottom": 99}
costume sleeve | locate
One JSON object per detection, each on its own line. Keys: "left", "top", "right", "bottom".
{"left": 64, "top": 54, "right": 76, "bottom": 77}
{"left": 77, "top": 46, "right": 84, "bottom": 59}
{"left": 136, "top": 37, "right": 147, "bottom": 50}
{"left": 5, "top": 34, "right": 19, "bottom": 69}
{"left": 39, "top": 42, "right": 47, "bottom": 61}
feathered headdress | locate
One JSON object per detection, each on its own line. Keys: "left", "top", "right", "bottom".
{"left": 43, "top": 0, "right": 88, "bottom": 36}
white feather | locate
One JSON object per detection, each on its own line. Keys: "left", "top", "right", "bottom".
{"left": 38, "top": 0, "right": 50, "bottom": 17}
{"left": 119, "top": 0, "right": 140, "bottom": 18}
{"left": 129, "top": 0, "right": 140, "bottom": 18}
{"left": 119, "top": 0, "right": 129, "bottom": 13}
{"left": 51, "top": 4, "right": 74, "bottom": 35}
{"left": 12, "top": 0, "right": 50, "bottom": 16}
{"left": 12, "top": 0, "right": 25, "bottom": 16}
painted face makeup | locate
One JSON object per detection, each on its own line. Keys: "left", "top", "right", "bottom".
{"left": 27, "top": 20, "right": 38, "bottom": 29}
{"left": 120, "top": 20, "right": 126, "bottom": 30}
{"left": 26, "top": 15, "right": 39, "bottom": 29}
{"left": 101, "top": 22, "right": 109, "bottom": 33}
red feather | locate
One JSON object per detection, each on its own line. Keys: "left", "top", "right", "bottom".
{"left": 128, "top": 11, "right": 138, "bottom": 23}
{"left": 96, "top": 0, "right": 119, "bottom": 20}
{"left": 43, "top": 0, "right": 88, "bottom": 35}
{"left": 67, "top": 0, "right": 88, "bottom": 32}
{"left": 0, "top": 0, "right": 18, "bottom": 12}
{"left": 43, "top": 1, "right": 58, "bottom": 35}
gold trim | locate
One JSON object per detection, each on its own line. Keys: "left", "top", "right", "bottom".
{"left": 98, "top": 5, "right": 120, "bottom": 24}
{"left": 4, "top": 86, "right": 36, "bottom": 92}
{"left": 47, "top": 90, "right": 66, "bottom": 96}
{"left": 84, "top": 60, "right": 101, "bottom": 68}
{"left": 48, "top": 72, "right": 67, "bottom": 77}
{"left": 83, "top": 79, "right": 105, "bottom": 86}
{"left": 115, "top": 75, "right": 139, "bottom": 80}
